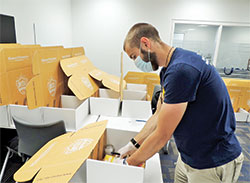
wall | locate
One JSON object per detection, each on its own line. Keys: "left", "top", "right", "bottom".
{"left": 71, "top": 0, "right": 250, "bottom": 76}
{"left": 0, "top": 0, "right": 72, "bottom": 47}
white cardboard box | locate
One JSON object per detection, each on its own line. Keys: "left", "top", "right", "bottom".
{"left": 122, "top": 100, "right": 152, "bottom": 120}
{"left": 0, "top": 105, "right": 10, "bottom": 128}
{"left": 126, "top": 83, "right": 147, "bottom": 91}
{"left": 8, "top": 95, "right": 89, "bottom": 131}
{"left": 71, "top": 119, "right": 163, "bottom": 183}
{"left": 89, "top": 88, "right": 121, "bottom": 117}
{"left": 235, "top": 108, "right": 250, "bottom": 122}
{"left": 70, "top": 126, "right": 144, "bottom": 183}
{"left": 123, "top": 90, "right": 147, "bottom": 101}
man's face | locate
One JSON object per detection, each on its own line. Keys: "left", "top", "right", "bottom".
{"left": 125, "top": 44, "right": 159, "bottom": 71}
{"left": 140, "top": 48, "right": 159, "bottom": 71}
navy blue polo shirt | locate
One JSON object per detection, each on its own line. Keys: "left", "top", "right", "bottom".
{"left": 160, "top": 48, "right": 242, "bottom": 169}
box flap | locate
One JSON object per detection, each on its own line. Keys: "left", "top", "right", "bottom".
{"left": 14, "top": 120, "right": 107, "bottom": 183}
{"left": 68, "top": 72, "right": 99, "bottom": 100}
{"left": 60, "top": 55, "right": 127, "bottom": 100}
{"left": 60, "top": 55, "right": 96, "bottom": 77}
{"left": 60, "top": 48, "right": 72, "bottom": 60}
{"left": 0, "top": 48, "right": 34, "bottom": 106}
{"left": 72, "top": 47, "right": 85, "bottom": 57}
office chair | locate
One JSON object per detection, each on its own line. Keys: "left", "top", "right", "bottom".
{"left": 0, "top": 117, "right": 66, "bottom": 182}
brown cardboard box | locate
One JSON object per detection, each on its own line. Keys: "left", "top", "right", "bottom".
{"left": 14, "top": 120, "right": 107, "bottom": 183}
{"left": 26, "top": 48, "right": 65, "bottom": 109}
{"left": 60, "top": 55, "right": 126, "bottom": 101}
{"left": 124, "top": 71, "right": 160, "bottom": 101}
{"left": 0, "top": 48, "right": 34, "bottom": 106}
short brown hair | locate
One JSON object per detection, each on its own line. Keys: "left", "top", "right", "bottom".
{"left": 123, "top": 23, "right": 161, "bottom": 51}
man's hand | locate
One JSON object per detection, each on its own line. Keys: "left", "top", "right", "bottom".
{"left": 117, "top": 142, "right": 137, "bottom": 158}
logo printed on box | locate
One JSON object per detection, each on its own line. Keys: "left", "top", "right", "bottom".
{"left": 81, "top": 77, "right": 94, "bottom": 91}
{"left": 47, "top": 78, "right": 57, "bottom": 97}
{"left": 80, "top": 59, "right": 88, "bottom": 64}
{"left": 16, "top": 76, "right": 28, "bottom": 95}
{"left": 8, "top": 56, "right": 29, "bottom": 62}
{"left": 64, "top": 138, "right": 93, "bottom": 154}
{"left": 41, "top": 57, "right": 57, "bottom": 63}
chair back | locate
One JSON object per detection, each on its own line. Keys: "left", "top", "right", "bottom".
{"left": 13, "top": 117, "right": 66, "bottom": 156}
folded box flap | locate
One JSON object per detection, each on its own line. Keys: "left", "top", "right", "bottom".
{"left": 60, "top": 55, "right": 95, "bottom": 77}
{"left": 14, "top": 132, "right": 73, "bottom": 182}
{"left": 14, "top": 121, "right": 107, "bottom": 183}
{"left": 68, "top": 72, "right": 99, "bottom": 100}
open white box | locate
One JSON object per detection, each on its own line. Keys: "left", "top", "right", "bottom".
{"left": 126, "top": 83, "right": 147, "bottom": 91}
{"left": 235, "top": 108, "right": 250, "bottom": 122}
{"left": 8, "top": 95, "right": 89, "bottom": 131}
{"left": 71, "top": 125, "right": 163, "bottom": 183}
{"left": 0, "top": 105, "right": 10, "bottom": 128}
{"left": 71, "top": 127, "right": 144, "bottom": 183}
{"left": 89, "top": 88, "right": 121, "bottom": 117}
{"left": 122, "top": 100, "right": 152, "bottom": 120}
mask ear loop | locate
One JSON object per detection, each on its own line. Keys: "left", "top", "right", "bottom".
{"left": 148, "top": 49, "right": 151, "bottom": 62}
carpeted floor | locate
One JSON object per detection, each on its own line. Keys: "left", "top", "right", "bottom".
{"left": 160, "top": 122, "right": 250, "bottom": 183}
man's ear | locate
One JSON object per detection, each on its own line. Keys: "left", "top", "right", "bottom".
{"left": 140, "top": 37, "right": 151, "bottom": 49}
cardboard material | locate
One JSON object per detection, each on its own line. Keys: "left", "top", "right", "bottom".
{"left": 60, "top": 55, "right": 126, "bottom": 101}
{"left": 223, "top": 78, "right": 250, "bottom": 112}
{"left": 71, "top": 47, "right": 85, "bottom": 57}
{"left": 0, "top": 48, "right": 34, "bottom": 106}
{"left": 8, "top": 95, "right": 90, "bottom": 131}
{"left": 122, "top": 100, "right": 152, "bottom": 120}
{"left": 0, "top": 105, "right": 10, "bottom": 127}
{"left": 70, "top": 126, "right": 145, "bottom": 183}
{"left": 235, "top": 108, "right": 250, "bottom": 122}
{"left": 90, "top": 97, "right": 120, "bottom": 117}
{"left": 14, "top": 120, "right": 108, "bottom": 183}
{"left": 124, "top": 71, "right": 160, "bottom": 101}
{"left": 26, "top": 48, "right": 65, "bottom": 109}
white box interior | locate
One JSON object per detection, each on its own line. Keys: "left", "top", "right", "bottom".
{"left": 126, "top": 83, "right": 147, "bottom": 91}
{"left": 123, "top": 90, "right": 147, "bottom": 101}
{"left": 0, "top": 105, "right": 10, "bottom": 128}
{"left": 122, "top": 100, "right": 152, "bottom": 120}
{"left": 99, "top": 88, "right": 120, "bottom": 99}
{"left": 8, "top": 95, "right": 89, "bottom": 131}
{"left": 70, "top": 127, "right": 144, "bottom": 183}
{"left": 9, "top": 105, "right": 43, "bottom": 127}
{"left": 235, "top": 108, "right": 250, "bottom": 122}
{"left": 89, "top": 97, "right": 120, "bottom": 117}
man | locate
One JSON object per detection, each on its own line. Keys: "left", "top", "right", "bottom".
{"left": 118, "top": 23, "right": 244, "bottom": 183}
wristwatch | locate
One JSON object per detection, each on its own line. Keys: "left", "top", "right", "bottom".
{"left": 130, "top": 138, "right": 140, "bottom": 149}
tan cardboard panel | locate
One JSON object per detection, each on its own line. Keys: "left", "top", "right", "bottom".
{"left": 71, "top": 47, "right": 85, "bottom": 57}
{"left": 14, "top": 120, "right": 107, "bottom": 183}
{"left": 0, "top": 48, "right": 35, "bottom": 106}
{"left": 68, "top": 73, "right": 99, "bottom": 100}
{"left": 32, "top": 48, "right": 62, "bottom": 75}
{"left": 7, "top": 67, "right": 33, "bottom": 105}
{"left": 61, "top": 48, "right": 72, "bottom": 60}
{"left": 103, "top": 74, "right": 126, "bottom": 92}
{"left": 1, "top": 48, "right": 33, "bottom": 72}
{"left": 89, "top": 69, "right": 107, "bottom": 81}
{"left": 60, "top": 55, "right": 95, "bottom": 77}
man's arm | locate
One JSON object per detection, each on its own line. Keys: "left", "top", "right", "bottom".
{"left": 134, "top": 93, "right": 163, "bottom": 145}
{"left": 127, "top": 102, "right": 187, "bottom": 166}
{"left": 118, "top": 93, "right": 163, "bottom": 158}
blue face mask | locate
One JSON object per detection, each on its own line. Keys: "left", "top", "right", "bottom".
{"left": 134, "top": 56, "right": 153, "bottom": 72}
{"left": 134, "top": 44, "right": 153, "bottom": 72}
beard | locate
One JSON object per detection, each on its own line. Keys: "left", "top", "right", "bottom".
{"left": 141, "top": 48, "right": 159, "bottom": 71}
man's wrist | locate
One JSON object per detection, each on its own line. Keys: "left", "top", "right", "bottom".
{"left": 130, "top": 138, "right": 140, "bottom": 149}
